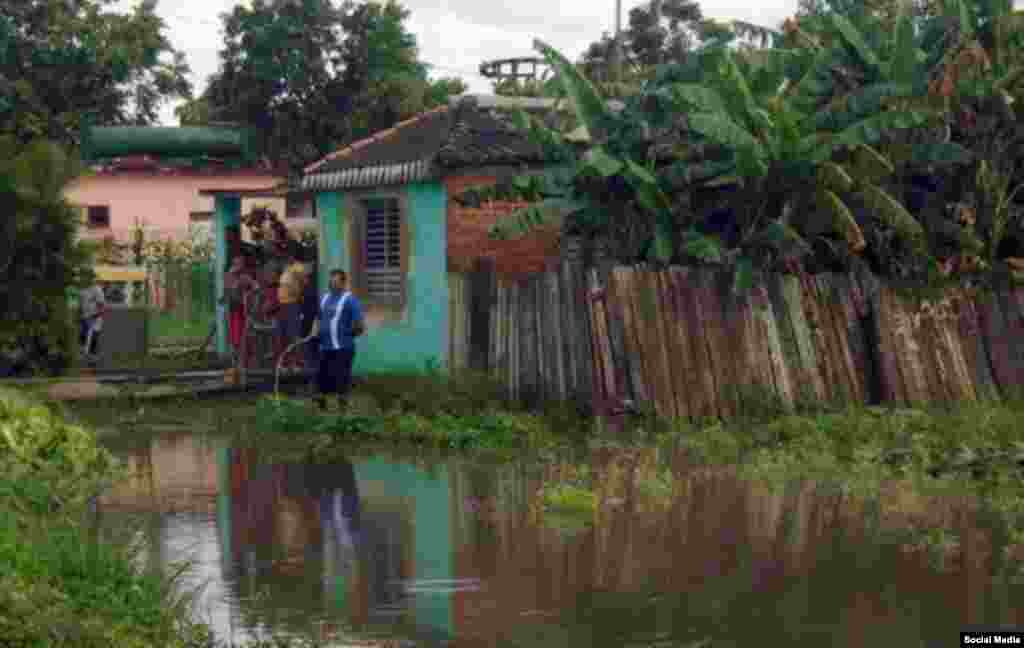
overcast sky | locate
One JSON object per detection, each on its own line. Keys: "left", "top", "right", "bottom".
{"left": 114, "top": 0, "right": 800, "bottom": 126}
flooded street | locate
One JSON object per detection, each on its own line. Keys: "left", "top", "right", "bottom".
{"left": 96, "top": 429, "right": 1024, "bottom": 647}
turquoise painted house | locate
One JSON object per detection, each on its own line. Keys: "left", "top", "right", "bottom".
{"left": 205, "top": 95, "right": 565, "bottom": 374}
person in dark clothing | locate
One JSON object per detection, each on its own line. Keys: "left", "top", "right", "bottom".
{"left": 299, "top": 265, "right": 321, "bottom": 387}
{"left": 309, "top": 269, "right": 365, "bottom": 411}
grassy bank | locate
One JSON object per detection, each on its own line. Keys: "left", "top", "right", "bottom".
{"left": 0, "top": 388, "right": 215, "bottom": 648}
{"left": 0, "top": 388, "right": 361, "bottom": 648}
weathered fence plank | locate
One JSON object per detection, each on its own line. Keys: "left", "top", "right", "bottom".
{"left": 468, "top": 258, "right": 493, "bottom": 373}
{"left": 672, "top": 269, "right": 707, "bottom": 418}
{"left": 527, "top": 278, "right": 537, "bottom": 404}
{"left": 559, "top": 254, "right": 578, "bottom": 400}
{"left": 637, "top": 268, "right": 668, "bottom": 418}
{"left": 683, "top": 269, "right": 720, "bottom": 419}
{"left": 658, "top": 269, "right": 687, "bottom": 420}
{"left": 960, "top": 297, "right": 999, "bottom": 401}
{"left": 447, "top": 272, "right": 465, "bottom": 370}
{"left": 982, "top": 288, "right": 1024, "bottom": 397}
{"left": 612, "top": 268, "right": 643, "bottom": 407}
{"left": 838, "top": 274, "right": 871, "bottom": 404}
{"left": 749, "top": 288, "right": 782, "bottom": 407}
{"left": 575, "top": 264, "right": 595, "bottom": 408}
{"left": 455, "top": 256, "right": 1024, "bottom": 418}
{"left": 588, "top": 271, "right": 615, "bottom": 410}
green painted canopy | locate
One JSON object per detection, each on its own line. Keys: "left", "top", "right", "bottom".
{"left": 81, "top": 125, "right": 258, "bottom": 162}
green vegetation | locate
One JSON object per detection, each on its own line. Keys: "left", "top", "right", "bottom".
{"left": 466, "top": 0, "right": 1024, "bottom": 297}
{"left": 246, "top": 396, "right": 567, "bottom": 461}
{"left": 184, "top": 0, "right": 467, "bottom": 173}
{"left": 0, "top": 388, "right": 212, "bottom": 647}
{"left": 0, "top": 0, "right": 191, "bottom": 147}
{"left": 0, "top": 138, "right": 93, "bottom": 376}
{"left": 148, "top": 310, "right": 215, "bottom": 345}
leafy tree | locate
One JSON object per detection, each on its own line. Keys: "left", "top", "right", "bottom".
{"left": 0, "top": 0, "right": 191, "bottom": 148}
{"left": 580, "top": 0, "right": 705, "bottom": 83}
{"left": 0, "top": 138, "right": 94, "bottom": 375}
{"left": 424, "top": 76, "right": 469, "bottom": 108}
{"left": 200, "top": 0, "right": 351, "bottom": 174}
{"left": 199, "top": 0, "right": 464, "bottom": 174}
{"left": 174, "top": 97, "right": 212, "bottom": 126}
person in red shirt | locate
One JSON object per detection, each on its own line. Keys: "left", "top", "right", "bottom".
{"left": 262, "top": 265, "right": 284, "bottom": 364}
{"left": 224, "top": 255, "right": 259, "bottom": 366}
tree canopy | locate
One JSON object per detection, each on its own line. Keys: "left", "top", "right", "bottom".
{"left": 0, "top": 0, "right": 191, "bottom": 149}
{"left": 580, "top": 0, "right": 705, "bottom": 84}
{"left": 188, "top": 0, "right": 467, "bottom": 175}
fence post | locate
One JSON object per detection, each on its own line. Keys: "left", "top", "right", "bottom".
{"left": 469, "top": 257, "right": 494, "bottom": 373}
{"left": 561, "top": 236, "right": 589, "bottom": 410}
{"left": 591, "top": 237, "right": 633, "bottom": 414}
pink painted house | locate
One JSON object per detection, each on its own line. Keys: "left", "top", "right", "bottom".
{"left": 64, "top": 156, "right": 322, "bottom": 310}
{"left": 64, "top": 156, "right": 299, "bottom": 243}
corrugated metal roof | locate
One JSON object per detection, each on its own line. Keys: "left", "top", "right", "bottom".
{"left": 299, "top": 158, "right": 438, "bottom": 191}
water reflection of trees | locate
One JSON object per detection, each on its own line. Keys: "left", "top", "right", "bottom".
{"left": 451, "top": 448, "right": 1024, "bottom": 648}
{"left": 97, "top": 435, "right": 1023, "bottom": 646}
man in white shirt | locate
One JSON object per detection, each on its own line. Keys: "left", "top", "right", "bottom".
{"left": 79, "top": 281, "right": 108, "bottom": 367}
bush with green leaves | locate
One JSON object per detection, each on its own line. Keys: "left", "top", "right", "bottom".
{"left": 0, "top": 388, "right": 116, "bottom": 516}
{"left": 0, "top": 138, "right": 94, "bottom": 376}
{"left": 252, "top": 395, "right": 558, "bottom": 452}
{"left": 0, "top": 388, "right": 214, "bottom": 648}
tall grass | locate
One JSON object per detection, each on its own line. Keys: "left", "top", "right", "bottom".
{"left": 0, "top": 387, "right": 215, "bottom": 648}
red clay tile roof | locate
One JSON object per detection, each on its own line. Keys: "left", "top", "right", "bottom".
{"left": 303, "top": 106, "right": 450, "bottom": 175}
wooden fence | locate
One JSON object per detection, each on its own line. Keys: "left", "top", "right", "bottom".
{"left": 449, "top": 238, "right": 1024, "bottom": 417}
{"left": 448, "top": 239, "right": 595, "bottom": 408}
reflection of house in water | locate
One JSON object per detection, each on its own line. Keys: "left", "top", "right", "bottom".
{"left": 223, "top": 450, "right": 457, "bottom": 642}
{"left": 99, "top": 435, "right": 463, "bottom": 642}
{"left": 100, "top": 432, "right": 221, "bottom": 513}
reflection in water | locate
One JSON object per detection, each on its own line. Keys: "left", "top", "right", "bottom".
{"left": 97, "top": 432, "right": 1024, "bottom": 647}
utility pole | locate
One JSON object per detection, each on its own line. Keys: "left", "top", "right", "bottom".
{"left": 611, "top": 0, "right": 623, "bottom": 83}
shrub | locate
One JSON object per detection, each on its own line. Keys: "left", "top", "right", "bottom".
{"left": 0, "top": 138, "right": 94, "bottom": 376}
{"left": 0, "top": 388, "right": 213, "bottom": 647}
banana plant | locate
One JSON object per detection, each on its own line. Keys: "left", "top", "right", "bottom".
{"left": 666, "top": 39, "right": 929, "bottom": 268}
{"left": 477, "top": 39, "right": 703, "bottom": 266}
{"left": 787, "top": 6, "right": 977, "bottom": 170}
{"left": 921, "top": 0, "right": 1024, "bottom": 101}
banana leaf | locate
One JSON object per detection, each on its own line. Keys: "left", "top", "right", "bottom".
{"left": 488, "top": 198, "right": 586, "bottom": 240}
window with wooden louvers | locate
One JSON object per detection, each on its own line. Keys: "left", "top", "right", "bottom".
{"left": 361, "top": 197, "right": 403, "bottom": 303}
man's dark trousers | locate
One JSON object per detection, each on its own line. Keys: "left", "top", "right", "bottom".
{"left": 317, "top": 348, "right": 355, "bottom": 410}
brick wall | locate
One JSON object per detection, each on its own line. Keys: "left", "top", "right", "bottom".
{"left": 445, "top": 175, "right": 561, "bottom": 278}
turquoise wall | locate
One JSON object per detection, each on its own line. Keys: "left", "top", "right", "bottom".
{"left": 316, "top": 182, "right": 449, "bottom": 373}
{"left": 355, "top": 458, "right": 452, "bottom": 640}
{"left": 213, "top": 196, "right": 240, "bottom": 355}
{"left": 317, "top": 191, "right": 345, "bottom": 295}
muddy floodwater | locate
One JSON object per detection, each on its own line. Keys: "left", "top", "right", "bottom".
{"left": 95, "top": 429, "right": 1024, "bottom": 647}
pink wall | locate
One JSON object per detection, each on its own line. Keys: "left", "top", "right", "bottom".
{"left": 65, "top": 171, "right": 285, "bottom": 241}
